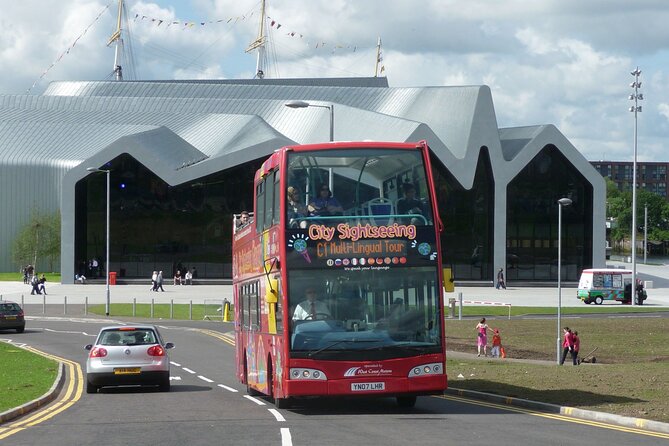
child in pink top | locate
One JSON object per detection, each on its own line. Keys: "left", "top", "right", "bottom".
{"left": 476, "top": 318, "right": 490, "bottom": 357}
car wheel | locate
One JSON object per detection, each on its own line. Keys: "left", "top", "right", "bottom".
{"left": 159, "top": 373, "right": 170, "bottom": 392}
{"left": 397, "top": 396, "right": 417, "bottom": 408}
{"left": 16, "top": 326, "right": 25, "bottom": 333}
{"left": 86, "top": 380, "right": 99, "bottom": 394}
{"left": 594, "top": 296, "right": 603, "bottom": 305}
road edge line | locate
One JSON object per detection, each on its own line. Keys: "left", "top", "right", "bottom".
{"left": 445, "top": 387, "right": 669, "bottom": 434}
{"left": 0, "top": 362, "right": 65, "bottom": 424}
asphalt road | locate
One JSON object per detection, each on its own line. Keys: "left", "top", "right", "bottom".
{"left": 1, "top": 316, "right": 666, "bottom": 445}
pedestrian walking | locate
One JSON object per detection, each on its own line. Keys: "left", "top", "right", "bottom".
{"left": 30, "top": 274, "right": 41, "bottom": 295}
{"left": 560, "top": 327, "right": 575, "bottom": 365}
{"left": 496, "top": 268, "right": 506, "bottom": 289}
{"left": 150, "top": 271, "right": 157, "bottom": 291}
{"left": 476, "top": 317, "right": 491, "bottom": 357}
{"left": 157, "top": 271, "right": 165, "bottom": 291}
{"left": 38, "top": 274, "right": 47, "bottom": 295}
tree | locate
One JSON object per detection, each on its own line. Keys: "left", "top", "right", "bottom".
{"left": 11, "top": 210, "right": 61, "bottom": 273}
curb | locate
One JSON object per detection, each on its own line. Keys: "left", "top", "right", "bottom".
{"left": 446, "top": 387, "right": 669, "bottom": 434}
{"left": 0, "top": 362, "right": 65, "bottom": 424}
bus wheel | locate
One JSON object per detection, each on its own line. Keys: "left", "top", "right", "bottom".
{"left": 244, "top": 355, "right": 261, "bottom": 396}
{"left": 594, "top": 296, "right": 603, "bottom": 305}
{"left": 268, "top": 361, "right": 291, "bottom": 409}
{"left": 397, "top": 396, "right": 417, "bottom": 408}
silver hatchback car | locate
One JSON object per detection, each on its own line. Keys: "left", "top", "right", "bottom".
{"left": 85, "top": 325, "right": 174, "bottom": 393}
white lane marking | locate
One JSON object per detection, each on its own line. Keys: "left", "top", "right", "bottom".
{"left": 268, "top": 408, "right": 286, "bottom": 422}
{"left": 281, "top": 428, "right": 293, "bottom": 446}
{"left": 198, "top": 375, "right": 214, "bottom": 383}
{"left": 217, "top": 384, "right": 239, "bottom": 393}
{"left": 158, "top": 325, "right": 168, "bottom": 329}
{"left": 170, "top": 361, "right": 181, "bottom": 367}
{"left": 44, "top": 328, "right": 88, "bottom": 335}
{"left": 170, "top": 376, "right": 182, "bottom": 381}
{"left": 182, "top": 367, "right": 196, "bottom": 374}
{"left": 243, "top": 395, "right": 266, "bottom": 406}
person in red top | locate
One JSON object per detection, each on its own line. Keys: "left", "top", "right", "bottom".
{"left": 572, "top": 331, "right": 580, "bottom": 365}
{"left": 491, "top": 329, "right": 502, "bottom": 358}
{"left": 560, "top": 327, "right": 575, "bottom": 365}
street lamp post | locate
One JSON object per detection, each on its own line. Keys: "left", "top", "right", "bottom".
{"left": 284, "top": 100, "right": 334, "bottom": 142}
{"left": 629, "top": 67, "right": 642, "bottom": 305}
{"left": 557, "top": 197, "right": 572, "bottom": 364}
{"left": 87, "top": 167, "right": 111, "bottom": 316}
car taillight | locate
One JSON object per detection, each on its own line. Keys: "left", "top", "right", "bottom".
{"left": 147, "top": 345, "right": 165, "bottom": 356}
{"left": 90, "top": 347, "right": 107, "bottom": 358}
{"left": 18, "top": 311, "right": 24, "bottom": 317}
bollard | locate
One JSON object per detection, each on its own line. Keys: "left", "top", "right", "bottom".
{"left": 448, "top": 298, "right": 456, "bottom": 318}
{"left": 189, "top": 300, "right": 193, "bottom": 320}
{"left": 150, "top": 299, "right": 154, "bottom": 318}
{"left": 133, "top": 298, "right": 136, "bottom": 317}
{"left": 458, "top": 292, "right": 463, "bottom": 320}
{"left": 43, "top": 294, "right": 46, "bottom": 314}
{"left": 85, "top": 296, "right": 88, "bottom": 315}
{"left": 21, "top": 295, "right": 24, "bottom": 308}
{"left": 170, "top": 299, "right": 174, "bottom": 319}
{"left": 64, "top": 296, "right": 67, "bottom": 315}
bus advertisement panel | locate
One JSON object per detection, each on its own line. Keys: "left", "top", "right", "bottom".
{"left": 233, "top": 141, "right": 446, "bottom": 409}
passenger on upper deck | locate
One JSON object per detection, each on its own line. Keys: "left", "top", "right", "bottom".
{"left": 308, "top": 184, "right": 343, "bottom": 217}
{"left": 287, "top": 186, "right": 309, "bottom": 228}
{"left": 396, "top": 182, "right": 425, "bottom": 225}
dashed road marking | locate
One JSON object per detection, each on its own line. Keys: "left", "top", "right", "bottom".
{"left": 280, "top": 428, "right": 293, "bottom": 446}
{"left": 182, "top": 367, "right": 196, "bottom": 374}
{"left": 197, "top": 375, "right": 214, "bottom": 383}
{"left": 268, "top": 408, "right": 285, "bottom": 422}
{"left": 243, "top": 395, "right": 266, "bottom": 406}
{"left": 170, "top": 361, "right": 181, "bottom": 367}
{"left": 217, "top": 384, "right": 239, "bottom": 393}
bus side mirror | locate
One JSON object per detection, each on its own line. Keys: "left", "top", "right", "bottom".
{"left": 266, "top": 278, "right": 278, "bottom": 303}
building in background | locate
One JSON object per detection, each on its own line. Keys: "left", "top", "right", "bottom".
{"left": 591, "top": 161, "right": 668, "bottom": 198}
{"left": 0, "top": 77, "right": 605, "bottom": 283}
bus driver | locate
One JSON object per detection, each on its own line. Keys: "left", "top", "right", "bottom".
{"left": 292, "top": 287, "right": 331, "bottom": 320}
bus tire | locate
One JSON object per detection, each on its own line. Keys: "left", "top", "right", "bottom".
{"left": 244, "top": 354, "right": 261, "bottom": 396}
{"left": 594, "top": 296, "right": 603, "bottom": 305}
{"left": 268, "top": 359, "right": 292, "bottom": 409}
{"left": 397, "top": 395, "right": 417, "bottom": 408}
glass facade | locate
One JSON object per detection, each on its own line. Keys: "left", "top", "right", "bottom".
{"left": 506, "top": 146, "right": 592, "bottom": 282}
{"left": 76, "top": 154, "right": 261, "bottom": 279}
{"left": 432, "top": 150, "right": 494, "bottom": 281}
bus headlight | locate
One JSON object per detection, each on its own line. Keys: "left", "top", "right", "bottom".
{"left": 408, "top": 363, "right": 444, "bottom": 377}
{"left": 289, "top": 368, "right": 327, "bottom": 380}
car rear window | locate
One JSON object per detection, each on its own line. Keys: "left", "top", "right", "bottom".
{"left": 99, "top": 329, "right": 157, "bottom": 346}
{"left": 0, "top": 303, "right": 21, "bottom": 314}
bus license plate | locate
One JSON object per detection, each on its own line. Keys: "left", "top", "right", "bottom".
{"left": 351, "top": 382, "right": 385, "bottom": 392}
{"left": 114, "top": 367, "right": 141, "bottom": 375}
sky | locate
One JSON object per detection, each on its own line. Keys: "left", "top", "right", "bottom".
{"left": 1, "top": 0, "right": 668, "bottom": 162}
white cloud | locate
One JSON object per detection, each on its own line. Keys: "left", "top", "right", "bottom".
{"left": 0, "top": 0, "right": 668, "bottom": 162}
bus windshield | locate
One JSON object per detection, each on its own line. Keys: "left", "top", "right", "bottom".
{"left": 288, "top": 267, "right": 442, "bottom": 360}
{"left": 286, "top": 148, "right": 434, "bottom": 228}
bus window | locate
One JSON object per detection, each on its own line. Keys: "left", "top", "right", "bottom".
{"left": 255, "top": 182, "right": 265, "bottom": 233}
{"left": 265, "top": 175, "right": 274, "bottom": 229}
{"left": 272, "top": 171, "right": 281, "bottom": 226}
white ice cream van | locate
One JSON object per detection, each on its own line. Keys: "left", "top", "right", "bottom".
{"left": 577, "top": 268, "right": 647, "bottom": 305}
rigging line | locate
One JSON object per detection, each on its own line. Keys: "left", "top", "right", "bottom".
{"left": 141, "top": 42, "right": 211, "bottom": 72}
{"left": 271, "top": 41, "right": 374, "bottom": 78}
{"left": 123, "top": 4, "right": 139, "bottom": 80}
{"left": 179, "top": 3, "right": 259, "bottom": 73}
{"left": 26, "top": 0, "right": 115, "bottom": 93}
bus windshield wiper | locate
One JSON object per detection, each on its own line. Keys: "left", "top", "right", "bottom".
{"left": 307, "top": 339, "right": 382, "bottom": 357}
{"left": 363, "top": 342, "right": 433, "bottom": 352}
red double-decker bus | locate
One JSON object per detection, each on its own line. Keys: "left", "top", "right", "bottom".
{"left": 232, "top": 141, "right": 446, "bottom": 408}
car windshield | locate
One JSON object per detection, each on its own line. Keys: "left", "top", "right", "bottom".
{"left": 99, "top": 329, "right": 158, "bottom": 346}
{"left": 288, "top": 267, "right": 442, "bottom": 360}
{"left": 0, "top": 303, "right": 21, "bottom": 314}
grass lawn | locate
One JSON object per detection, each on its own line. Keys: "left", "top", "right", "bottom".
{"left": 446, "top": 316, "right": 669, "bottom": 423}
{"left": 0, "top": 342, "right": 59, "bottom": 413}
{"left": 0, "top": 272, "right": 61, "bottom": 282}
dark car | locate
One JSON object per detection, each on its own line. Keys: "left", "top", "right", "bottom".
{"left": 0, "top": 300, "right": 25, "bottom": 333}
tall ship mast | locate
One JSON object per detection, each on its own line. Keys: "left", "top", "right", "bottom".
{"left": 245, "top": 0, "right": 267, "bottom": 79}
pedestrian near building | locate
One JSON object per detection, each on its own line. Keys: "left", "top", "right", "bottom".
{"left": 476, "top": 317, "right": 491, "bottom": 357}
{"left": 157, "top": 271, "right": 165, "bottom": 292}
{"left": 560, "top": 327, "right": 575, "bottom": 365}
{"left": 496, "top": 268, "right": 506, "bottom": 289}
{"left": 150, "top": 271, "right": 158, "bottom": 291}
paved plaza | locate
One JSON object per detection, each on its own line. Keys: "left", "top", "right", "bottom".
{"left": 2, "top": 260, "right": 669, "bottom": 312}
